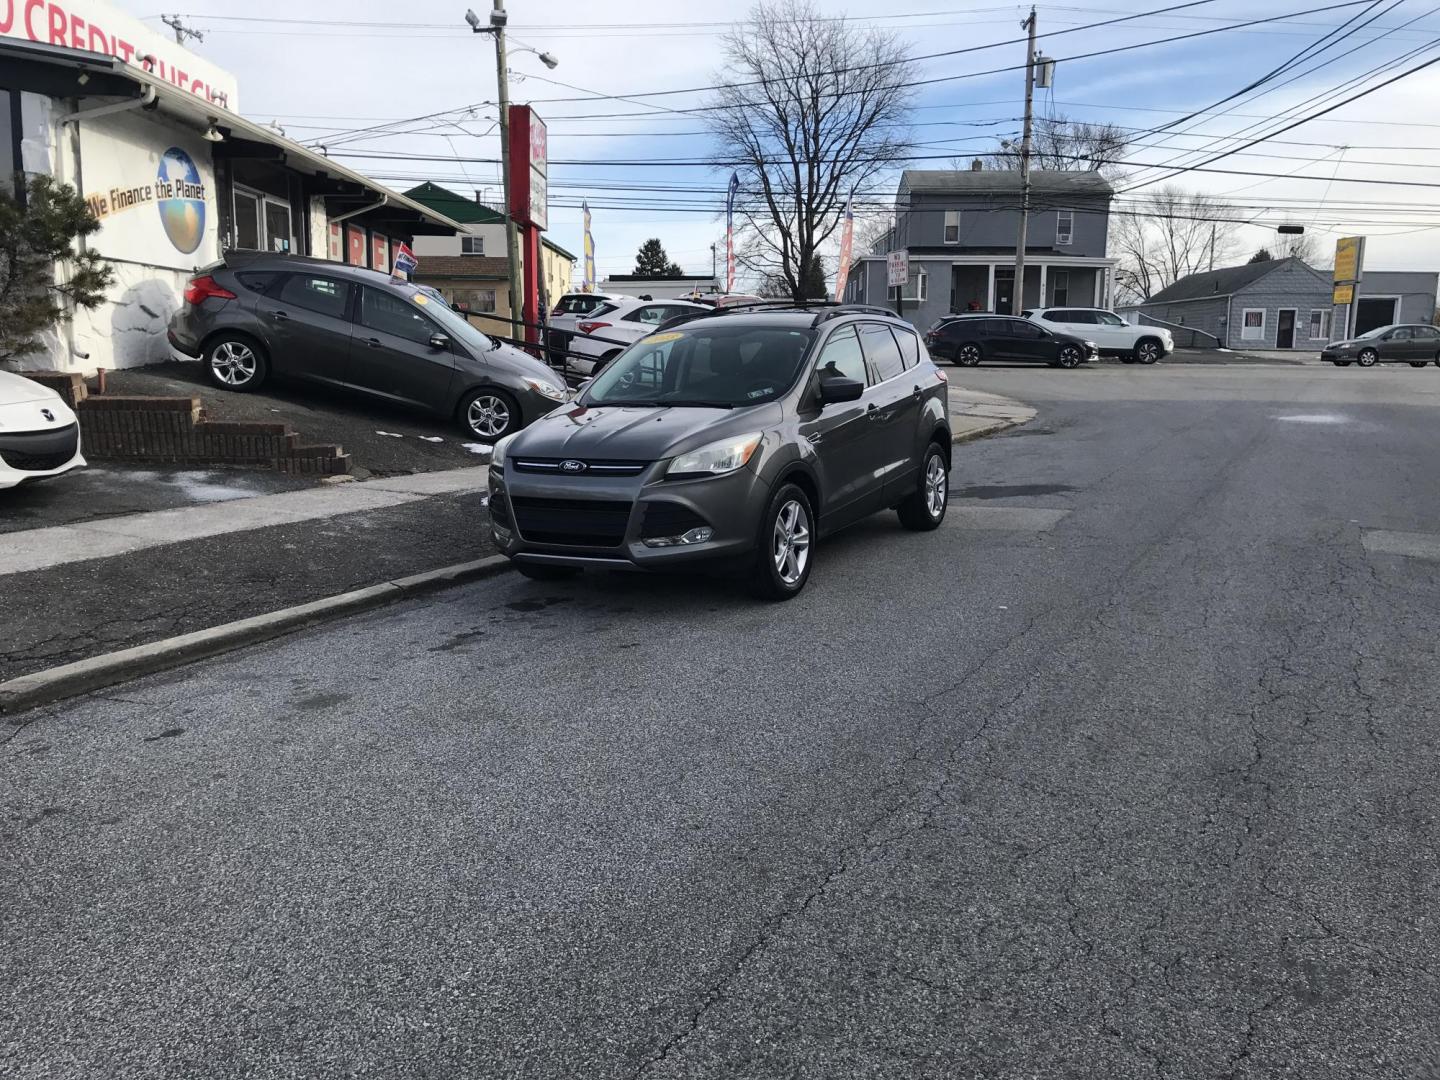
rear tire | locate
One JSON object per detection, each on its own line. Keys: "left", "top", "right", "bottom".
{"left": 516, "top": 563, "right": 581, "bottom": 581}
{"left": 897, "top": 444, "right": 949, "bottom": 531}
{"left": 204, "top": 335, "right": 268, "bottom": 391}
{"left": 750, "top": 482, "right": 814, "bottom": 601}
{"left": 1134, "top": 337, "right": 1162, "bottom": 364}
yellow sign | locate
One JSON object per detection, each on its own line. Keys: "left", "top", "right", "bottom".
{"left": 640, "top": 331, "right": 685, "bottom": 344}
{"left": 412, "top": 293, "right": 429, "bottom": 305}
{"left": 1334, "top": 237, "right": 1363, "bottom": 283}
{"left": 1333, "top": 283, "right": 1355, "bottom": 305}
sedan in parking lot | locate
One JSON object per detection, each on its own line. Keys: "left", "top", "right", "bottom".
{"left": 923, "top": 314, "right": 1097, "bottom": 368}
{"left": 1322, "top": 323, "right": 1440, "bottom": 368}
{"left": 564, "top": 298, "right": 712, "bottom": 376}
{"left": 168, "top": 253, "right": 570, "bottom": 442}
{"left": 0, "top": 370, "right": 86, "bottom": 490}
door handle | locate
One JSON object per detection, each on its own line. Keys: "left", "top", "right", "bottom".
{"left": 269, "top": 310, "right": 289, "bottom": 321}
{"left": 912, "top": 384, "right": 923, "bottom": 397}
{"left": 364, "top": 337, "right": 382, "bottom": 348}
{"left": 867, "top": 404, "right": 883, "bottom": 421}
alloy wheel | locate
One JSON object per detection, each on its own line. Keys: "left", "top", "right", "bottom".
{"left": 957, "top": 344, "right": 981, "bottom": 366}
{"left": 1358, "top": 349, "right": 1378, "bottom": 368}
{"left": 1137, "top": 341, "right": 1159, "bottom": 364}
{"left": 211, "top": 342, "right": 256, "bottom": 386}
{"left": 467, "top": 395, "right": 511, "bottom": 437}
{"left": 772, "top": 499, "right": 811, "bottom": 586}
{"left": 1058, "top": 345, "right": 1081, "bottom": 368}
{"left": 925, "top": 454, "right": 948, "bottom": 518}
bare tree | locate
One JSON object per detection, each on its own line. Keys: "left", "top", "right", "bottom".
{"left": 980, "top": 113, "right": 1130, "bottom": 178}
{"left": 706, "top": 0, "right": 912, "bottom": 301}
{"left": 1111, "top": 186, "right": 1241, "bottom": 304}
{"left": 1275, "top": 230, "right": 1319, "bottom": 264}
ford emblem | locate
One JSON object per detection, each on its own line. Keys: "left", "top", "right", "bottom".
{"left": 559, "top": 459, "right": 587, "bottom": 473}
{"left": 41, "top": 408, "right": 55, "bottom": 422}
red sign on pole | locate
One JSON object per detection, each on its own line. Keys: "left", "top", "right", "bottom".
{"left": 507, "top": 106, "right": 548, "bottom": 231}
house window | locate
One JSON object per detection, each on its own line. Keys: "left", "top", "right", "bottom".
{"left": 466, "top": 289, "right": 497, "bottom": 313}
{"left": 943, "top": 211, "right": 960, "bottom": 244}
{"left": 905, "top": 269, "right": 927, "bottom": 302}
{"left": 461, "top": 235, "right": 485, "bottom": 256}
{"left": 1241, "top": 308, "right": 1266, "bottom": 341}
{"left": 1051, "top": 270, "right": 1069, "bottom": 306}
{"left": 1056, "top": 211, "right": 1073, "bottom": 247}
{"left": 1308, "top": 309, "right": 1330, "bottom": 339}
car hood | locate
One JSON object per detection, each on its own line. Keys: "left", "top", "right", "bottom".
{"left": 1328, "top": 339, "right": 1366, "bottom": 348}
{"left": 0, "top": 369, "right": 62, "bottom": 407}
{"left": 511, "top": 402, "right": 773, "bottom": 461}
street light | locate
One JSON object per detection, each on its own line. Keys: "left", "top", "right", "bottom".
{"left": 465, "top": 4, "right": 556, "bottom": 343}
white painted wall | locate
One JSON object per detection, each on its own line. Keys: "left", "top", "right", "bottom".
{"left": 411, "top": 222, "right": 506, "bottom": 257}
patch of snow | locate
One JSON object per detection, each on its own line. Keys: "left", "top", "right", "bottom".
{"left": 461, "top": 443, "right": 493, "bottom": 456}
{"left": 418, "top": 436, "right": 444, "bottom": 443}
{"left": 375, "top": 430, "right": 405, "bottom": 438}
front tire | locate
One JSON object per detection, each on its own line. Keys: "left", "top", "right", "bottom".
{"left": 897, "top": 444, "right": 949, "bottom": 531}
{"left": 1056, "top": 343, "right": 1083, "bottom": 369}
{"left": 204, "top": 335, "right": 268, "bottom": 391}
{"left": 1357, "top": 348, "right": 1379, "bottom": 367}
{"left": 1134, "top": 337, "right": 1162, "bottom": 364}
{"left": 460, "top": 388, "right": 520, "bottom": 442}
{"left": 954, "top": 342, "right": 982, "bottom": 367}
{"left": 750, "top": 483, "right": 814, "bottom": 601}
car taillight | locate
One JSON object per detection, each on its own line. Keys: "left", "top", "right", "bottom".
{"left": 935, "top": 368, "right": 948, "bottom": 383}
{"left": 577, "top": 321, "right": 611, "bottom": 335}
{"left": 183, "top": 275, "right": 236, "bottom": 305}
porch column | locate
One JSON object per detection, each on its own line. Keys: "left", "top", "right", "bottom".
{"left": 1093, "top": 268, "right": 1104, "bottom": 307}
{"left": 987, "top": 263, "right": 996, "bottom": 312}
{"left": 1037, "top": 264, "right": 1047, "bottom": 308}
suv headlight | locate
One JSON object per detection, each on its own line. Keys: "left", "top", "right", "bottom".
{"left": 490, "top": 432, "right": 518, "bottom": 468}
{"left": 667, "top": 432, "right": 762, "bottom": 478}
{"left": 524, "top": 377, "right": 568, "bottom": 402}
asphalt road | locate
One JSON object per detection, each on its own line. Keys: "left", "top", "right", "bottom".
{"left": 6, "top": 364, "right": 1440, "bottom": 1079}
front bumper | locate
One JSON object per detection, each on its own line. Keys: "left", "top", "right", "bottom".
{"left": 488, "top": 460, "right": 770, "bottom": 571}
{"left": 0, "top": 422, "right": 85, "bottom": 489}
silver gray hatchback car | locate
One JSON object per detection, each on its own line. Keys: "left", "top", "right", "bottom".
{"left": 487, "top": 304, "right": 953, "bottom": 599}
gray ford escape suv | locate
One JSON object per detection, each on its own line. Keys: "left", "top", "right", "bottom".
{"left": 487, "top": 304, "right": 953, "bottom": 599}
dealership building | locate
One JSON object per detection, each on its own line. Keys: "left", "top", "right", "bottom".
{"left": 2, "top": 0, "right": 463, "bottom": 374}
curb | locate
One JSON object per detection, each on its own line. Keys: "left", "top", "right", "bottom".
{"left": 952, "top": 417, "right": 1027, "bottom": 444}
{"left": 0, "top": 555, "right": 513, "bottom": 719}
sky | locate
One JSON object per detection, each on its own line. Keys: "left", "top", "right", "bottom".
{"left": 127, "top": 0, "right": 1440, "bottom": 286}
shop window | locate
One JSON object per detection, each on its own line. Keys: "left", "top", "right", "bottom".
{"left": 1308, "top": 309, "right": 1330, "bottom": 339}
{"left": 233, "top": 186, "right": 292, "bottom": 252}
{"left": 1241, "top": 308, "right": 1265, "bottom": 341}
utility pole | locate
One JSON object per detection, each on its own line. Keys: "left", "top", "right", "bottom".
{"left": 1209, "top": 223, "right": 1216, "bottom": 271}
{"left": 1012, "top": 7, "right": 1037, "bottom": 315}
{"left": 161, "top": 15, "right": 203, "bottom": 46}
{"left": 710, "top": 242, "right": 717, "bottom": 288}
{"left": 491, "top": 1, "right": 522, "bottom": 343}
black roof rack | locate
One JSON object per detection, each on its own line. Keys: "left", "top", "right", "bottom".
{"left": 655, "top": 300, "right": 901, "bottom": 332}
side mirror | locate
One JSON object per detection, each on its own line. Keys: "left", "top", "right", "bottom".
{"left": 818, "top": 376, "right": 864, "bottom": 405}
{"left": 428, "top": 333, "right": 451, "bottom": 349}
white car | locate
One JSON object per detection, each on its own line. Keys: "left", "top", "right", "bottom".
{"left": 0, "top": 369, "right": 86, "bottom": 489}
{"left": 1026, "top": 307, "right": 1173, "bottom": 364}
{"left": 565, "top": 297, "right": 711, "bottom": 376}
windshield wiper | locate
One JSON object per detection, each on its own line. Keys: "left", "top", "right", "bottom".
{"left": 656, "top": 399, "right": 736, "bottom": 409}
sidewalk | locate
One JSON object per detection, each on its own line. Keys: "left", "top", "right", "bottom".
{"left": 1, "top": 383, "right": 1031, "bottom": 691}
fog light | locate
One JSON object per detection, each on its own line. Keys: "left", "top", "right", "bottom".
{"left": 642, "top": 526, "right": 713, "bottom": 548}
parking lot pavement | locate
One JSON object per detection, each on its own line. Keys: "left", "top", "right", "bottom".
{"left": 0, "top": 464, "right": 313, "bottom": 535}
{"left": 107, "top": 361, "right": 496, "bottom": 476}
{"left": 6, "top": 366, "right": 1440, "bottom": 1078}
{"left": 1165, "top": 346, "right": 1319, "bottom": 364}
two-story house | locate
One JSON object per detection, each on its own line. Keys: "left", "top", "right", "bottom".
{"left": 845, "top": 166, "right": 1117, "bottom": 329}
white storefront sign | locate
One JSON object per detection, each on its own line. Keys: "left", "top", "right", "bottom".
{"left": 886, "top": 250, "right": 909, "bottom": 288}
{"left": 1, "top": 0, "right": 239, "bottom": 109}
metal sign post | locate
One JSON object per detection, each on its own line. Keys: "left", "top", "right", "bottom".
{"left": 1333, "top": 236, "right": 1365, "bottom": 339}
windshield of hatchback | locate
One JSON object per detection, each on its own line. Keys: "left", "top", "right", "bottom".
{"left": 583, "top": 322, "right": 817, "bottom": 408}
{"left": 406, "top": 287, "right": 501, "bottom": 351}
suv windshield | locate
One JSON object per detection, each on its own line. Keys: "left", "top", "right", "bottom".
{"left": 584, "top": 322, "right": 817, "bottom": 408}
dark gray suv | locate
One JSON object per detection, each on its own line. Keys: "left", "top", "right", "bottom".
{"left": 167, "top": 253, "right": 569, "bottom": 441}
{"left": 487, "top": 305, "right": 953, "bottom": 599}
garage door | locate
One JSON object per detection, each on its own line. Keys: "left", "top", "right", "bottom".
{"left": 1355, "top": 297, "right": 1397, "bottom": 335}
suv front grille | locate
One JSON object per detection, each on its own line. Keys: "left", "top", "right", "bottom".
{"left": 0, "top": 423, "right": 79, "bottom": 472}
{"left": 510, "top": 496, "right": 632, "bottom": 547}
{"left": 513, "top": 459, "right": 649, "bottom": 477}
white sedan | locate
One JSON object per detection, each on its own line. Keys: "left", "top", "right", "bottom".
{"left": 565, "top": 298, "right": 711, "bottom": 376}
{"left": 0, "top": 369, "right": 86, "bottom": 489}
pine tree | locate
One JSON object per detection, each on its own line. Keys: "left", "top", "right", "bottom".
{"left": 1247, "top": 248, "right": 1274, "bottom": 264}
{"left": 0, "top": 176, "right": 114, "bottom": 362}
{"left": 633, "top": 238, "right": 683, "bottom": 279}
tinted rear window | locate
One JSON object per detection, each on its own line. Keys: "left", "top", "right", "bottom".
{"left": 893, "top": 326, "right": 921, "bottom": 368}
{"left": 235, "top": 271, "right": 279, "bottom": 294}
{"left": 859, "top": 323, "right": 905, "bottom": 381}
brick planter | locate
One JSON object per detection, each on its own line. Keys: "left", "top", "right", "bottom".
{"left": 11, "top": 371, "right": 350, "bottom": 475}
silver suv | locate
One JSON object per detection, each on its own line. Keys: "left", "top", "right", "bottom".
{"left": 487, "top": 305, "right": 954, "bottom": 599}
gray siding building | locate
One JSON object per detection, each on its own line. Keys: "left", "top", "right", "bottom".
{"left": 845, "top": 167, "right": 1117, "bottom": 331}
{"left": 1134, "top": 258, "right": 1438, "bottom": 349}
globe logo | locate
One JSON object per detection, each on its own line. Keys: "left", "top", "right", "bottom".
{"left": 156, "top": 147, "right": 206, "bottom": 254}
